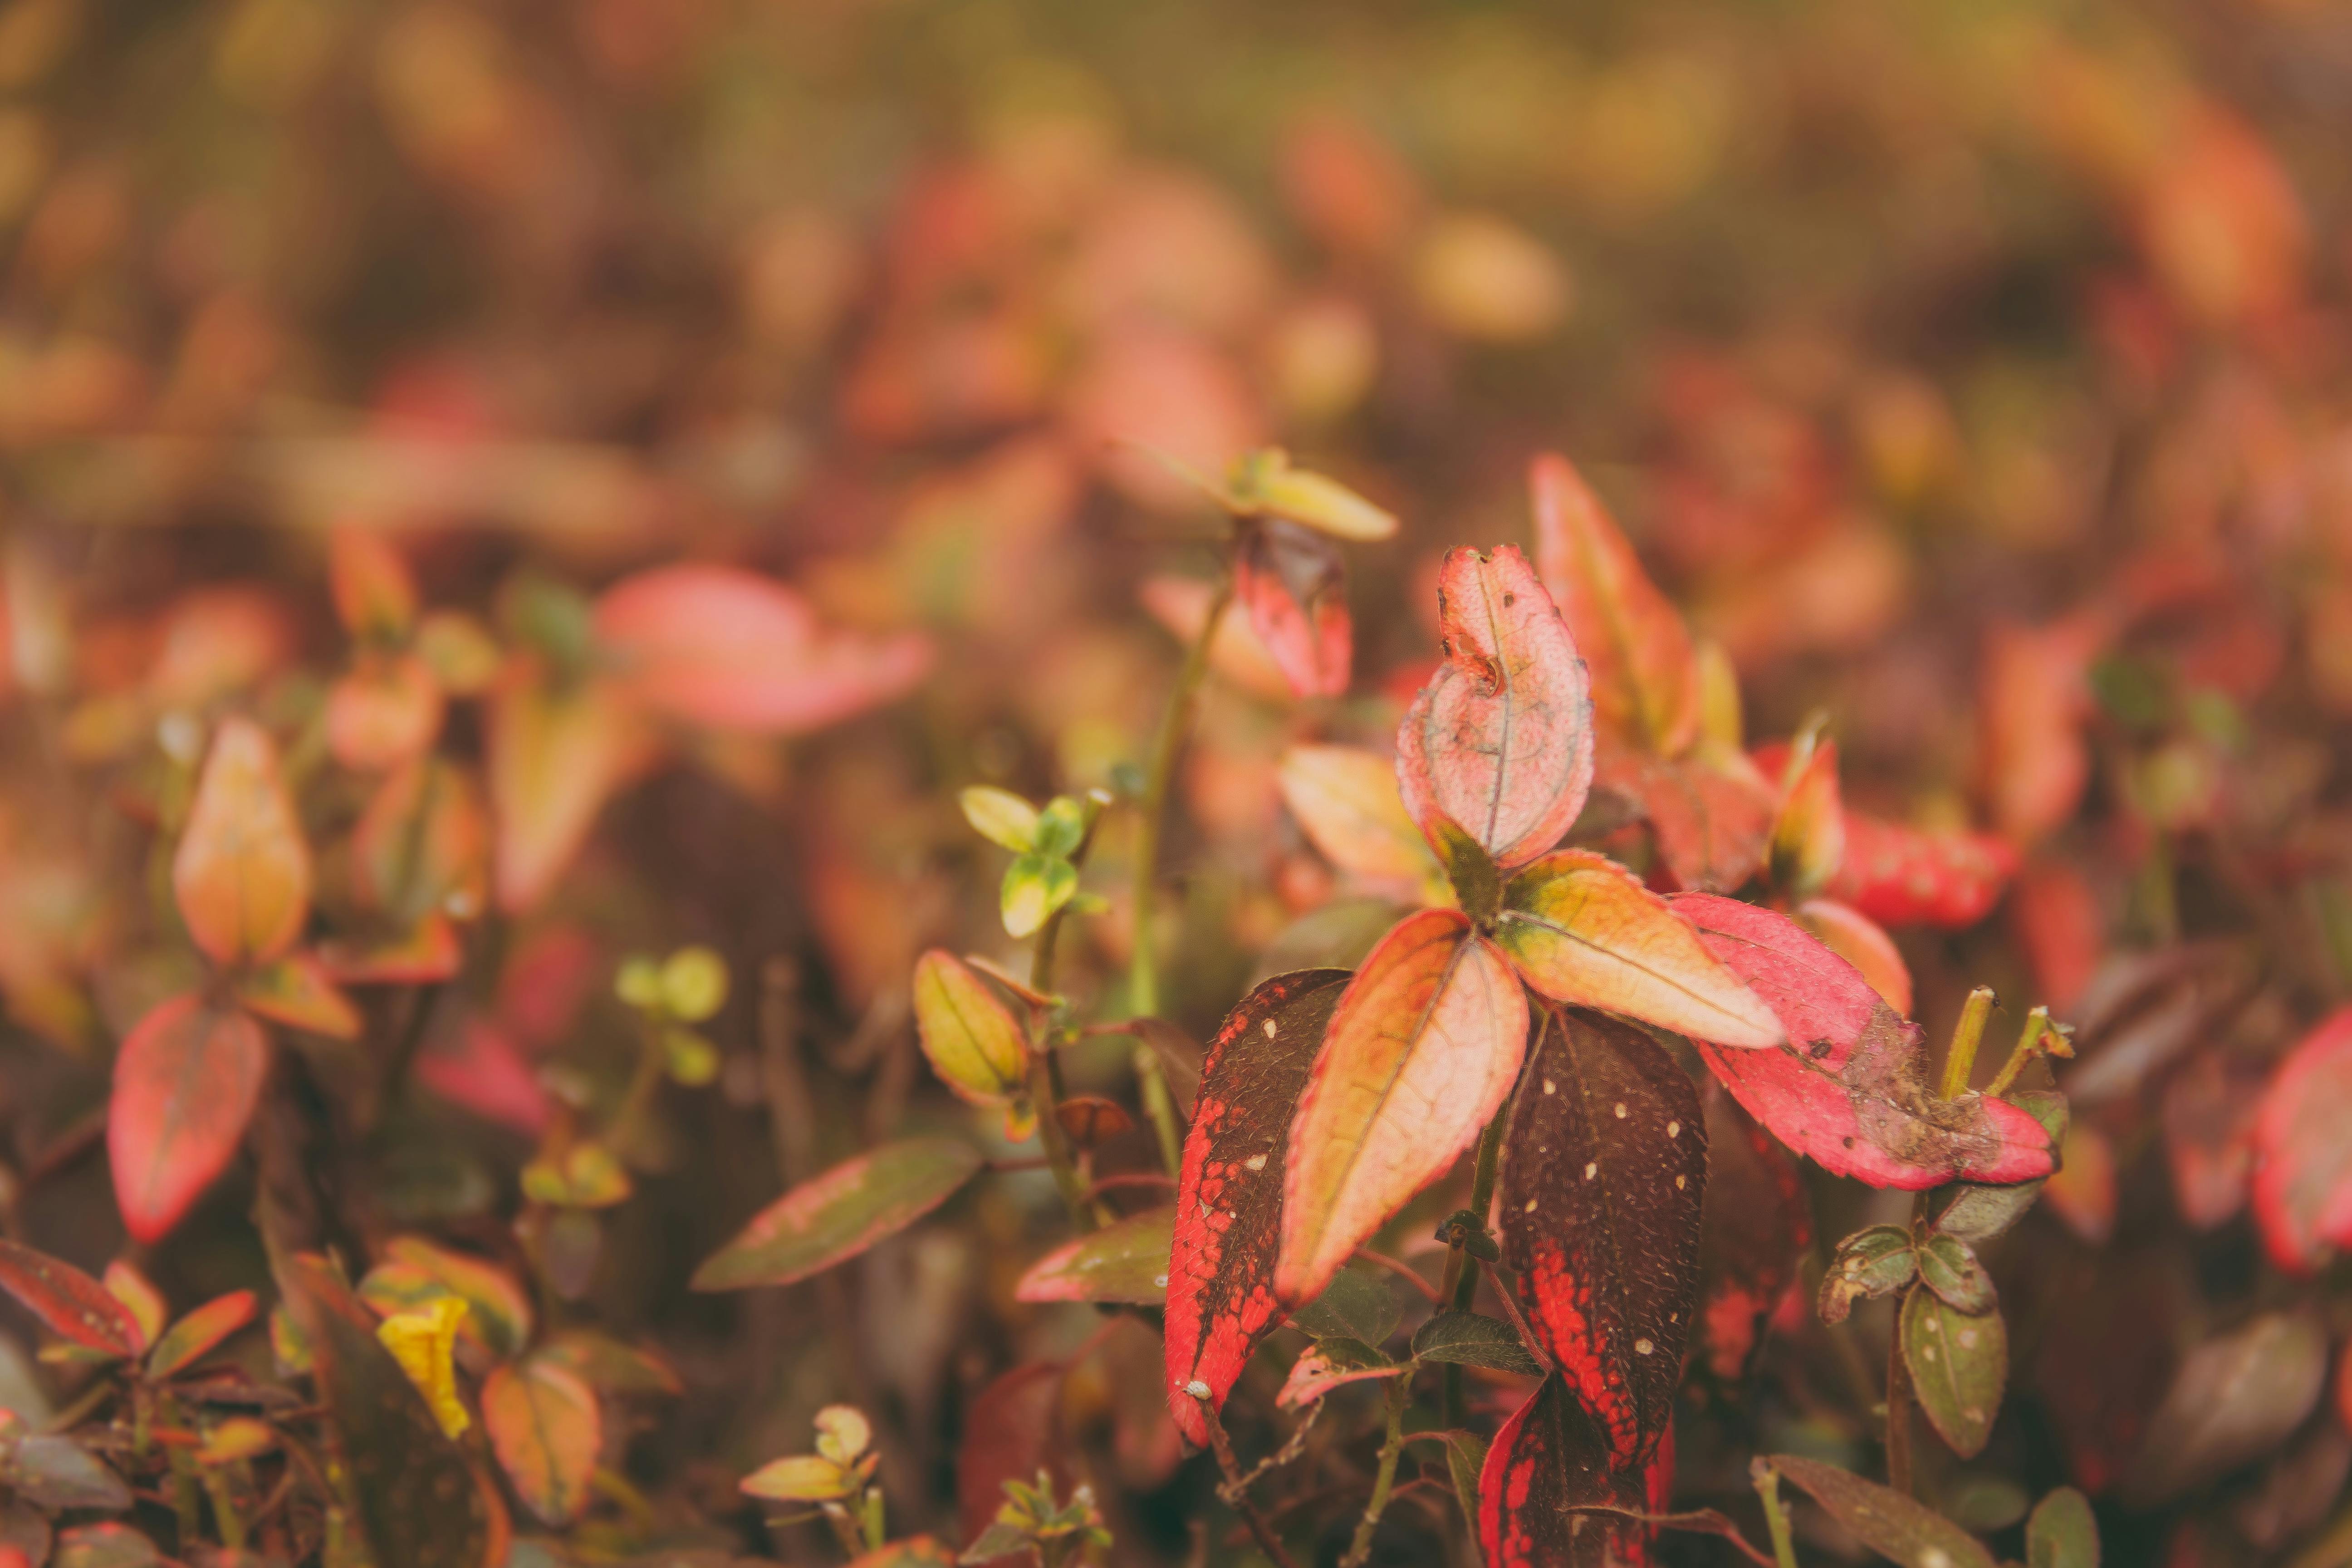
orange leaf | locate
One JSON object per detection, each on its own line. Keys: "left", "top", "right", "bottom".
{"left": 483, "top": 1358, "right": 600, "bottom": 1527}
{"left": 593, "top": 564, "right": 932, "bottom": 735}
{"left": 1529, "top": 453, "right": 1700, "bottom": 756}
{"left": 1493, "top": 850, "right": 1783, "bottom": 1047}
{"left": 1396, "top": 546, "right": 1594, "bottom": 871}
{"left": 488, "top": 666, "right": 645, "bottom": 914}
{"left": 326, "top": 654, "right": 445, "bottom": 773}
{"left": 1978, "top": 617, "right": 2103, "bottom": 846}
{"left": 173, "top": 716, "right": 312, "bottom": 967}
{"left": 236, "top": 953, "right": 363, "bottom": 1039}
{"left": 328, "top": 526, "right": 420, "bottom": 643}
{"left": 1597, "top": 746, "right": 1774, "bottom": 894}
{"left": 147, "top": 1290, "right": 260, "bottom": 1379}
{"left": 1274, "top": 909, "right": 1527, "bottom": 1307}
{"left": 108, "top": 995, "right": 269, "bottom": 1244}
{"left": 319, "top": 912, "right": 465, "bottom": 986}
{"left": 351, "top": 758, "right": 489, "bottom": 926}
{"left": 1767, "top": 737, "right": 1844, "bottom": 900}
{"left": 1276, "top": 745, "right": 1443, "bottom": 897}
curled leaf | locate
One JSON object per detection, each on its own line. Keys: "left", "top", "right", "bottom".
{"left": 1235, "top": 520, "right": 1352, "bottom": 700}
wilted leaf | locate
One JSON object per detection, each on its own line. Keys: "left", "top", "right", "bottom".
{"left": 912, "top": 951, "right": 1031, "bottom": 1122}
{"left": 2118, "top": 1311, "right": 2328, "bottom": 1505}
{"left": 1675, "top": 896, "right": 2056, "bottom": 1190}
{"left": 146, "top": 1290, "right": 258, "bottom": 1379}
{"left": 1277, "top": 745, "right": 1443, "bottom": 896}
{"left": 1828, "top": 813, "right": 2018, "bottom": 931}
{"left": 0, "top": 1240, "right": 141, "bottom": 1357}
{"left": 173, "top": 715, "right": 312, "bottom": 967}
{"left": 2250, "top": 1007, "right": 2352, "bottom": 1274}
{"left": 2027, "top": 1488, "right": 2099, "bottom": 1568}
{"left": 376, "top": 1296, "right": 472, "bottom": 1440}
{"left": 1478, "top": 1374, "right": 1651, "bottom": 1568}
{"left": 1235, "top": 520, "right": 1351, "bottom": 699}
{"left": 1396, "top": 545, "right": 1594, "bottom": 870}
{"left": 1412, "top": 1312, "right": 1543, "bottom": 1375}
{"left": 1276, "top": 911, "right": 1526, "bottom": 1308}
{"left": 1818, "top": 1226, "right": 1916, "bottom": 1326}
{"left": 693, "top": 1137, "right": 984, "bottom": 1291}
{"left": 1015, "top": 1208, "right": 1172, "bottom": 1305}
{"left": 1164, "top": 969, "right": 1348, "bottom": 1447}
{"left": 235, "top": 953, "right": 362, "bottom": 1040}
{"left": 483, "top": 1358, "right": 600, "bottom": 1527}
{"left": 1930, "top": 1092, "right": 2067, "bottom": 1245}
{"left": 1529, "top": 451, "right": 1701, "bottom": 756}
{"left": 1768, "top": 1454, "right": 1994, "bottom": 1568}
{"left": 1904, "top": 1288, "right": 2007, "bottom": 1460}
{"left": 1695, "top": 1082, "right": 1812, "bottom": 1379}
{"left": 108, "top": 994, "right": 270, "bottom": 1244}
{"left": 1276, "top": 1346, "right": 1406, "bottom": 1408}
{"left": 1495, "top": 850, "right": 1783, "bottom": 1046}
{"left": 1499, "top": 1008, "right": 1706, "bottom": 1468}
{"left": 594, "top": 563, "right": 932, "bottom": 735}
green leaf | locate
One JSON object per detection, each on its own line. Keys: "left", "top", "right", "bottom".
{"left": 1411, "top": 1311, "right": 1544, "bottom": 1375}
{"left": 1916, "top": 1233, "right": 1997, "bottom": 1315}
{"left": 1014, "top": 1208, "right": 1172, "bottom": 1305}
{"left": 1000, "top": 853, "right": 1078, "bottom": 939}
{"left": 1444, "top": 1430, "right": 1487, "bottom": 1537}
{"left": 2026, "top": 1488, "right": 2099, "bottom": 1568}
{"left": 1818, "top": 1225, "right": 1917, "bottom": 1324}
{"left": 1931, "top": 1091, "right": 2067, "bottom": 1244}
{"left": 1769, "top": 1454, "right": 1995, "bottom": 1568}
{"left": 693, "top": 1137, "right": 984, "bottom": 1291}
{"left": 1032, "top": 796, "right": 1087, "bottom": 858}
{"left": 959, "top": 786, "right": 1038, "bottom": 852}
{"left": 911, "top": 951, "right": 1030, "bottom": 1110}
{"left": 1287, "top": 1266, "right": 1398, "bottom": 1347}
{"left": 3, "top": 1437, "right": 132, "bottom": 1512}
{"left": 1903, "top": 1286, "right": 2007, "bottom": 1460}
{"left": 1429, "top": 813, "right": 1501, "bottom": 926}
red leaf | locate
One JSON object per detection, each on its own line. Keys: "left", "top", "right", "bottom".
{"left": 1477, "top": 1373, "right": 1656, "bottom": 1568}
{"left": 2162, "top": 1051, "right": 2259, "bottom": 1232}
{"left": 958, "top": 1362, "right": 1072, "bottom": 1559}
{"left": 2011, "top": 859, "right": 2103, "bottom": 1015}
{"left": 1826, "top": 812, "right": 2019, "bottom": 931}
{"left": 108, "top": 995, "right": 270, "bottom": 1243}
{"left": 1235, "top": 521, "right": 1352, "bottom": 699}
{"left": 1767, "top": 738, "right": 1844, "bottom": 900}
{"left": 1693, "top": 1082, "right": 1811, "bottom": 1383}
{"left": 1396, "top": 546, "right": 1594, "bottom": 871}
{"left": 1597, "top": 747, "right": 1775, "bottom": 894}
{"left": 326, "top": 654, "right": 445, "bottom": 773}
{"left": 173, "top": 716, "right": 312, "bottom": 967}
{"left": 1500, "top": 1008, "right": 1706, "bottom": 1470}
{"left": 1672, "top": 896, "right": 2056, "bottom": 1190}
{"left": 413, "top": 1018, "right": 551, "bottom": 1137}
{"left": 146, "top": 1290, "right": 259, "bottom": 1379}
{"left": 1276, "top": 911, "right": 1527, "bottom": 1308}
{"left": 235, "top": 953, "right": 363, "bottom": 1039}
{"left": 593, "top": 563, "right": 932, "bottom": 735}
{"left": 1978, "top": 617, "right": 2104, "bottom": 847}
{"left": 2251, "top": 1008, "right": 2352, "bottom": 1275}
{"left": 1140, "top": 574, "right": 1295, "bottom": 704}
{"left": 1164, "top": 969, "right": 1349, "bottom": 1447}
{"left": 1529, "top": 452, "right": 1700, "bottom": 756}
{"left": 1792, "top": 898, "right": 1912, "bottom": 1016}
{"left": 0, "top": 1239, "right": 143, "bottom": 1358}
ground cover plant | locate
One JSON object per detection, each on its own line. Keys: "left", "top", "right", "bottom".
{"left": 2, "top": 2, "right": 2352, "bottom": 1566}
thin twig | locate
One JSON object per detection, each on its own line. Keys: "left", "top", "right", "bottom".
{"left": 1342, "top": 1373, "right": 1410, "bottom": 1568}
{"left": 1197, "top": 1396, "right": 1303, "bottom": 1568}
{"left": 1478, "top": 1259, "right": 1553, "bottom": 1371}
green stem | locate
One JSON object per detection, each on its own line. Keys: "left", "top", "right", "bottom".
{"left": 1441, "top": 1112, "right": 1509, "bottom": 1426}
{"left": 1343, "top": 1374, "right": 1410, "bottom": 1568}
{"left": 1752, "top": 1460, "right": 1801, "bottom": 1568}
{"left": 1936, "top": 986, "right": 1996, "bottom": 1101}
{"left": 1127, "top": 575, "right": 1235, "bottom": 1171}
{"left": 1984, "top": 1006, "right": 2051, "bottom": 1098}
{"left": 1885, "top": 1284, "right": 1915, "bottom": 1496}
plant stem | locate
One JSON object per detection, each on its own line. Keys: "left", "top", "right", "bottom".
{"left": 1985, "top": 1006, "right": 2061, "bottom": 1098}
{"left": 1936, "top": 986, "right": 1996, "bottom": 1100}
{"left": 1199, "top": 1398, "right": 1303, "bottom": 1568}
{"left": 1027, "top": 906, "right": 1093, "bottom": 1228}
{"left": 1885, "top": 1284, "right": 1915, "bottom": 1495}
{"left": 1127, "top": 575, "right": 1234, "bottom": 1172}
{"left": 1343, "top": 1374, "right": 1410, "bottom": 1568}
{"left": 1751, "top": 1460, "right": 1801, "bottom": 1568}
{"left": 1440, "top": 1112, "right": 1509, "bottom": 1426}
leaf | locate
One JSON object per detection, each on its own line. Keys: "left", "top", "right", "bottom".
{"left": 1904, "top": 1287, "right": 2007, "bottom": 1459}
{"left": 1412, "top": 1312, "right": 1544, "bottom": 1375}
{"left": 277, "top": 1253, "right": 498, "bottom": 1568}
{"left": 2162, "top": 1051, "right": 2259, "bottom": 1231}
{"left": 1915, "top": 1234, "right": 1996, "bottom": 1314}
{"left": 1430, "top": 813, "right": 1503, "bottom": 925}
{"left": 101, "top": 1264, "right": 164, "bottom": 1348}
{"left": 1164, "top": 969, "right": 1350, "bottom": 1447}
{"left": 350, "top": 757, "right": 490, "bottom": 927}
{"left": 173, "top": 715, "right": 312, "bottom": 966}
{"left": 1818, "top": 1226, "right": 1917, "bottom": 1326}
{"left": 327, "top": 654, "right": 446, "bottom": 772}
{"left": 380, "top": 1237, "right": 534, "bottom": 1359}
{"left": 999, "top": 853, "right": 1076, "bottom": 940}
{"left": 957, "top": 1363, "right": 1071, "bottom": 1561}
{"left": 1977, "top": 617, "right": 2102, "bottom": 848}
{"left": 483, "top": 1358, "right": 600, "bottom": 1527}
{"left": 3, "top": 1437, "right": 131, "bottom": 1512}
{"left": 1827, "top": 813, "right": 2019, "bottom": 931}
{"left": 51, "top": 1524, "right": 157, "bottom": 1568}
{"left": 1695, "top": 1082, "right": 1812, "bottom": 1381}
{"left": 1768, "top": 1455, "right": 1994, "bottom": 1568}
{"left": 1930, "top": 1092, "right": 2067, "bottom": 1245}
{"left": 912, "top": 951, "right": 1031, "bottom": 1117}
{"left": 1229, "top": 449, "right": 1398, "bottom": 541}
{"left": 1277, "top": 745, "right": 1444, "bottom": 896}
{"left": 535, "top": 1328, "right": 682, "bottom": 1396}
{"left": 0, "top": 1240, "right": 140, "bottom": 1360}
{"left": 1014, "top": 1208, "right": 1172, "bottom": 1305}
{"left": 1288, "top": 1266, "right": 1398, "bottom": 1347}
{"left": 2027, "top": 1488, "right": 2099, "bottom": 1568}
{"left": 1235, "top": 519, "right": 1352, "bottom": 699}
{"left": 1140, "top": 574, "right": 1294, "bottom": 703}
{"left": 376, "top": 1295, "right": 472, "bottom": 1439}
{"left": 488, "top": 662, "right": 647, "bottom": 914}
{"left": 1276, "top": 910, "right": 1527, "bottom": 1308}
{"left": 693, "top": 1137, "right": 984, "bottom": 1291}
{"left": 146, "top": 1290, "right": 258, "bottom": 1379}
{"left": 742, "top": 1454, "right": 858, "bottom": 1503}
{"left": 1603, "top": 744, "right": 1776, "bottom": 894}
{"left": 1396, "top": 545, "right": 1595, "bottom": 871}
{"left": 1275, "top": 1347, "right": 1406, "bottom": 1408}
{"left": 1768, "top": 737, "right": 1844, "bottom": 900}
{"left": 2118, "top": 1311, "right": 2328, "bottom": 1506}
{"left": 1495, "top": 851, "right": 1783, "bottom": 1047}
{"left": 235, "top": 953, "right": 363, "bottom": 1039}
{"left": 2250, "top": 1007, "right": 2352, "bottom": 1274}
{"left": 107, "top": 994, "right": 270, "bottom": 1244}
{"left": 1499, "top": 1008, "right": 1706, "bottom": 1469}
{"left": 329, "top": 525, "right": 419, "bottom": 642}
{"left": 1529, "top": 451, "right": 1701, "bottom": 755}
{"left": 1673, "top": 895, "right": 2057, "bottom": 1190}
{"left": 593, "top": 563, "right": 932, "bottom": 735}
{"left": 1793, "top": 898, "right": 1912, "bottom": 1016}
{"left": 1478, "top": 1374, "right": 1651, "bottom": 1568}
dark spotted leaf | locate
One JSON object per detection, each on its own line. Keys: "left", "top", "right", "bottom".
{"left": 1163, "top": 969, "right": 1349, "bottom": 1447}
{"left": 1499, "top": 1008, "right": 1706, "bottom": 1470}
{"left": 1674, "top": 895, "right": 2055, "bottom": 1190}
{"left": 1288, "top": 1266, "right": 1398, "bottom": 1347}
{"left": 1396, "top": 545, "right": 1595, "bottom": 871}
{"left": 692, "top": 1138, "right": 984, "bottom": 1291}
{"left": 1412, "top": 1312, "right": 1544, "bottom": 1375}
{"left": 1235, "top": 519, "right": 1352, "bottom": 699}
{"left": 1478, "top": 1374, "right": 1656, "bottom": 1568}
{"left": 2027, "top": 1488, "right": 2099, "bottom": 1568}
{"left": 1903, "top": 1287, "right": 2007, "bottom": 1459}
{"left": 1818, "top": 1226, "right": 1916, "bottom": 1326}
{"left": 1915, "top": 1235, "right": 1995, "bottom": 1314}
{"left": 1930, "top": 1092, "right": 2067, "bottom": 1244}
{"left": 1694, "top": 1083, "right": 1812, "bottom": 1381}
{"left": 0, "top": 1240, "right": 143, "bottom": 1358}
{"left": 1015, "top": 1207, "right": 1172, "bottom": 1305}
{"left": 1277, "top": 912, "right": 1527, "bottom": 1311}
{"left": 1768, "top": 1455, "right": 1994, "bottom": 1568}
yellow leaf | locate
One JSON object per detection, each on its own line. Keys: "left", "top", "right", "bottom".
{"left": 374, "top": 1295, "right": 471, "bottom": 1440}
